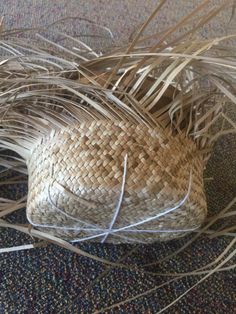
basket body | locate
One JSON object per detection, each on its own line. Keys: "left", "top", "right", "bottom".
{"left": 27, "top": 121, "right": 207, "bottom": 243}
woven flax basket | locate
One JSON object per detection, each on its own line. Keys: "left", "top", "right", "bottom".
{"left": 27, "top": 120, "right": 206, "bottom": 243}
{"left": 1, "top": 14, "right": 234, "bottom": 244}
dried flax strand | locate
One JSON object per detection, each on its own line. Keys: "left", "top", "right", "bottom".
{"left": 0, "top": 1, "right": 236, "bottom": 312}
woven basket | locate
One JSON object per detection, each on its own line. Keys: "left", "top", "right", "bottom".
{"left": 26, "top": 120, "right": 207, "bottom": 243}
{"left": 1, "top": 12, "right": 235, "bottom": 245}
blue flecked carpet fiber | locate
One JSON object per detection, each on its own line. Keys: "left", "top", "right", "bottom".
{"left": 0, "top": 1, "right": 236, "bottom": 313}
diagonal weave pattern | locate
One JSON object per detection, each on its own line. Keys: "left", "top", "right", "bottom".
{"left": 27, "top": 121, "right": 206, "bottom": 243}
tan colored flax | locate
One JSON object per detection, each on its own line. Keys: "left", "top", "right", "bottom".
{"left": 0, "top": 2, "right": 235, "bottom": 247}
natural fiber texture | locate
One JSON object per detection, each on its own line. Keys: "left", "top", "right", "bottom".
{"left": 27, "top": 121, "right": 206, "bottom": 242}
{"left": 0, "top": 0, "right": 235, "bottom": 271}
{"left": 1, "top": 3, "right": 235, "bottom": 242}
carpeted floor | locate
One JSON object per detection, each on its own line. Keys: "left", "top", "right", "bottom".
{"left": 0, "top": 1, "right": 236, "bottom": 313}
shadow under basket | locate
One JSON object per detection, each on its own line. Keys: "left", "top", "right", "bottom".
{"left": 26, "top": 120, "right": 207, "bottom": 244}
